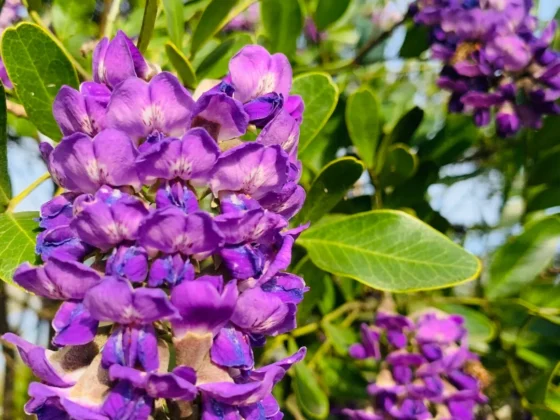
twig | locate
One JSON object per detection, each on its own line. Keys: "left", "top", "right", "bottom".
{"left": 354, "top": 17, "right": 407, "bottom": 65}
{"left": 6, "top": 100, "right": 27, "bottom": 118}
{"left": 6, "top": 172, "right": 51, "bottom": 212}
{"left": 0, "top": 283, "right": 16, "bottom": 419}
{"left": 101, "top": 0, "right": 123, "bottom": 39}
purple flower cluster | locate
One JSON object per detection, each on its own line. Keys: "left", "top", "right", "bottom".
{"left": 411, "top": 0, "right": 560, "bottom": 137}
{"left": 3, "top": 31, "right": 309, "bottom": 420}
{"left": 0, "top": 0, "right": 25, "bottom": 88}
{"left": 343, "top": 311, "right": 488, "bottom": 420}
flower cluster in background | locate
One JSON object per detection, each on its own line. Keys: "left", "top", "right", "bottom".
{"left": 343, "top": 310, "right": 489, "bottom": 420}
{"left": 225, "top": 3, "right": 260, "bottom": 32}
{"left": 2, "top": 31, "right": 309, "bottom": 420}
{"left": 0, "top": 0, "right": 25, "bottom": 88}
{"left": 411, "top": 0, "right": 560, "bottom": 137}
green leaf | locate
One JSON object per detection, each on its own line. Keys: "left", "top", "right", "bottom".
{"left": 291, "top": 72, "right": 339, "bottom": 155}
{"left": 318, "top": 273, "right": 335, "bottom": 315}
{"left": 165, "top": 42, "right": 197, "bottom": 88}
{"left": 400, "top": 23, "right": 430, "bottom": 58}
{"left": 436, "top": 303, "right": 495, "bottom": 352}
{"left": 1, "top": 23, "right": 79, "bottom": 140}
{"left": 322, "top": 322, "right": 357, "bottom": 356}
{"left": 196, "top": 33, "right": 253, "bottom": 79}
{"left": 191, "top": 0, "right": 251, "bottom": 56}
{"left": 0, "top": 83, "right": 10, "bottom": 212}
{"left": 137, "top": 0, "right": 159, "bottom": 53}
{"left": 388, "top": 106, "right": 424, "bottom": 145}
{"left": 0, "top": 212, "right": 39, "bottom": 285}
{"left": 522, "top": 284, "right": 560, "bottom": 310}
{"left": 313, "top": 0, "right": 351, "bottom": 31}
{"left": 294, "top": 257, "right": 327, "bottom": 324}
{"left": 529, "top": 148, "right": 560, "bottom": 186}
{"left": 486, "top": 216, "right": 560, "bottom": 300}
{"left": 293, "top": 359, "right": 329, "bottom": 419}
{"left": 296, "top": 157, "right": 364, "bottom": 224}
{"left": 527, "top": 187, "right": 560, "bottom": 213}
{"left": 261, "top": 0, "right": 303, "bottom": 58}
{"left": 298, "top": 210, "right": 481, "bottom": 292}
{"left": 346, "top": 86, "right": 380, "bottom": 169}
{"left": 378, "top": 143, "right": 418, "bottom": 187}
{"left": 162, "top": 0, "right": 184, "bottom": 47}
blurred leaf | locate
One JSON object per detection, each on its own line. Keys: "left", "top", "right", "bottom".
{"left": 335, "top": 276, "right": 358, "bottom": 301}
{"left": 196, "top": 33, "right": 253, "bottom": 79}
{"left": 346, "top": 86, "right": 380, "bottom": 169}
{"left": 322, "top": 322, "right": 357, "bottom": 356}
{"left": 162, "top": 0, "right": 184, "bottom": 47}
{"left": 165, "top": 42, "right": 197, "bottom": 88}
{"left": 529, "top": 148, "right": 560, "bottom": 186}
{"left": 51, "top": 0, "right": 96, "bottom": 42}
{"left": 296, "top": 157, "right": 364, "bottom": 225}
{"left": 318, "top": 272, "right": 335, "bottom": 315}
{"left": 0, "top": 83, "right": 10, "bottom": 212}
{"left": 317, "top": 357, "right": 369, "bottom": 402}
{"left": 137, "top": 0, "right": 159, "bottom": 53}
{"left": 294, "top": 257, "right": 328, "bottom": 324}
{"left": 486, "top": 216, "right": 560, "bottom": 300}
{"left": 299, "top": 210, "right": 481, "bottom": 292}
{"left": 389, "top": 106, "right": 424, "bottom": 145}
{"left": 400, "top": 23, "right": 430, "bottom": 58}
{"left": 191, "top": 0, "right": 251, "bottom": 56}
{"left": 527, "top": 187, "right": 560, "bottom": 213}
{"left": 261, "top": 0, "right": 303, "bottom": 57}
{"left": 531, "top": 115, "right": 560, "bottom": 153}
{"left": 436, "top": 303, "right": 495, "bottom": 352}
{"left": 529, "top": 406, "right": 560, "bottom": 420}
{"left": 517, "top": 318, "right": 560, "bottom": 369}
{"left": 293, "top": 359, "right": 330, "bottom": 419}
{"left": 378, "top": 143, "right": 418, "bottom": 187}
{"left": 522, "top": 284, "right": 560, "bottom": 310}
{"left": 1, "top": 23, "right": 79, "bottom": 140}
{"left": 313, "top": 0, "right": 351, "bottom": 31}
{"left": 292, "top": 72, "right": 339, "bottom": 155}
{"left": 0, "top": 211, "right": 39, "bottom": 285}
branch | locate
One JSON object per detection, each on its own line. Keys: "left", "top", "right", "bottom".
{"left": 6, "top": 172, "right": 51, "bottom": 212}
{"left": 6, "top": 99, "right": 27, "bottom": 118}
{"left": 353, "top": 17, "right": 407, "bottom": 65}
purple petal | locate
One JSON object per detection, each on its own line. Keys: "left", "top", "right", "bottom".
{"left": 191, "top": 92, "right": 249, "bottom": 141}
{"left": 211, "top": 327, "right": 254, "bottom": 369}
{"left": 155, "top": 181, "right": 200, "bottom": 213}
{"left": 257, "top": 109, "right": 300, "bottom": 158}
{"left": 52, "top": 302, "right": 99, "bottom": 347}
{"left": 38, "top": 193, "right": 75, "bottom": 230}
{"left": 36, "top": 226, "right": 90, "bottom": 263}
{"left": 148, "top": 253, "right": 195, "bottom": 287}
{"left": 106, "top": 245, "right": 149, "bottom": 283}
{"left": 244, "top": 93, "right": 283, "bottom": 128}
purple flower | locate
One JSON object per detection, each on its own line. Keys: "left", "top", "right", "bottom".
{"left": 345, "top": 311, "right": 488, "bottom": 419}
{"left": 5, "top": 37, "right": 308, "bottom": 419}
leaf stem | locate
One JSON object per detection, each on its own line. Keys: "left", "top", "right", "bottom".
{"left": 7, "top": 172, "right": 51, "bottom": 212}
{"left": 29, "top": 11, "right": 90, "bottom": 80}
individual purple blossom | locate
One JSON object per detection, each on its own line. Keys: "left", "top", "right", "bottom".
{"left": 344, "top": 311, "right": 488, "bottom": 419}
{"left": 5, "top": 35, "right": 309, "bottom": 419}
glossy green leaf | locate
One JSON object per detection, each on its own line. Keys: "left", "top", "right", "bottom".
{"left": 261, "top": 0, "right": 303, "bottom": 57}
{"left": 298, "top": 210, "right": 481, "bottom": 292}
{"left": 346, "top": 86, "right": 380, "bottom": 169}
{"left": 165, "top": 42, "right": 197, "bottom": 88}
{"left": 437, "top": 303, "right": 495, "bottom": 352}
{"left": 162, "top": 0, "right": 184, "bottom": 47}
{"left": 0, "top": 212, "right": 39, "bottom": 285}
{"left": 1, "top": 23, "right": 79, "bottom": 140}
{"left": 291, "top": 72, "right": 339, "bottom": 155}
{"left": 400, "top": 23, "right": 430, "bottom": 58}
{"left": 137, "top": 0, "right": 159, "bottom": 53}
{"left": 191, "top": 0, "right": 251, "bottom": 56}
{"left": 293, "top": 359, "right": 329, "bottom": 419}
{"left": 378, "top": 144, "right": 418, "bottom": 187}
{"left": 486, "top": 216, "right": 560, "bottom": 300}
{"left": 314, "top": 0, "right": 351, "bottom": 31}
{"left": 196, "top": 33, "right": 253, "bottom": 79}
{"left": 527, "top": 187, "right": 560, "bottom": 213}
{"left": 296, "top": 157, "right": 364, "bottom": 224}
{"left": 0, "top": 83, "right": 10, "bottom": 212}
{"left": 389, "top": 106, "right": 424, "bottom": 144}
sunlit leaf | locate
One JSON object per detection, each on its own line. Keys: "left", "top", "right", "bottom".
{"left": 0, "top": 83, "right": 10, "bottom": 212}
{"left": 346, "top": 86, "right": 380, "bottom": 169}
{"left": 0, "top": 212, "right": 39, "bottom": 285}
{"left": 137, "top": 0, "right": 159, "bottom": 53}
{"left": 165, "top": 42, "right": 197, "bottom": 88}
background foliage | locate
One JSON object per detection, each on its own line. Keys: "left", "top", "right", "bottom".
{"left": 0, "top": 0, "right": 559, "bottom": 419}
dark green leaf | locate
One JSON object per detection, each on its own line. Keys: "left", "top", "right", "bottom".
{"left": 527, "top": 187, "right": 560, "bottom": 213}
{"left": 261, "top": 0, "right": 303, "bottom": 57}
{"left": 165, "top": 42, "right": 197, "bottom": 88}
{"left": 293, "top": 360, "right": 329, "bottom": 419}
{"left": 0, "top": 83, "right": 10, "bottom": 212}
{"left": 196, "top": 33, "right": 253, "bottom": 79}
{"left": 162, "top": 0, "right": 184, "bottom": 47}
{"left": 0, "top": 211, "right": 39, "bottom": 285}
{"left": 378, "top": 143, "right": 418, "bottom": 187}
{"left": 191, "top": 0, "right": 251, "bottom": 56}
{"left": 314, "top": 0, "right": 351, "bottom": 31}
{"left": 522, "top": 284, "right": 560, "bottom": 310}
{"left": 486, "top": 216, "right": 560, "bottom": 300}
{"left": 294, "top": 257, "right": 327, "bottom": 324}
{"left": 298, "top": 210, "right": 481, "bottom": 292}
{"left": 400, "top": 23, "right": 430, "bottom": 58}
{"left": 346, "top": 86, "right": 380, "bottom": 169}
{"left": 389, "top": 106, "right": 424, "bottom": 145}
{"left": 296, "top": 157, "right": 364, "bottom": 224}
{"left": 318, "top": 273, "right": 335, "bottom": 315}
{"left": 137, "top": 0, "right": 159, "bottom": 53}
{"left": 291, "top": 72, "right": 339, "bottom": 155}
{"left": 2, "top": 23, "right": 79, "bottom": 140}
{"left": 317, "top": 357, "right": 369, "bottom": 402}
{"left": 529, "top": 148, "right": 560, "bottom": 186}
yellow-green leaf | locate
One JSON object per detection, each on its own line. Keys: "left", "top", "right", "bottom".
{"left": 0, "top": 83, "right": 10, "bottom": 211}
{"left": 0, "top": 212, "right": 39, "bottom": 285}
{"left": 165, "top": 42, "right": 197, "bottom": 88}
{"left": 346, "top": 86, "right": 380, "bottom": 169}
